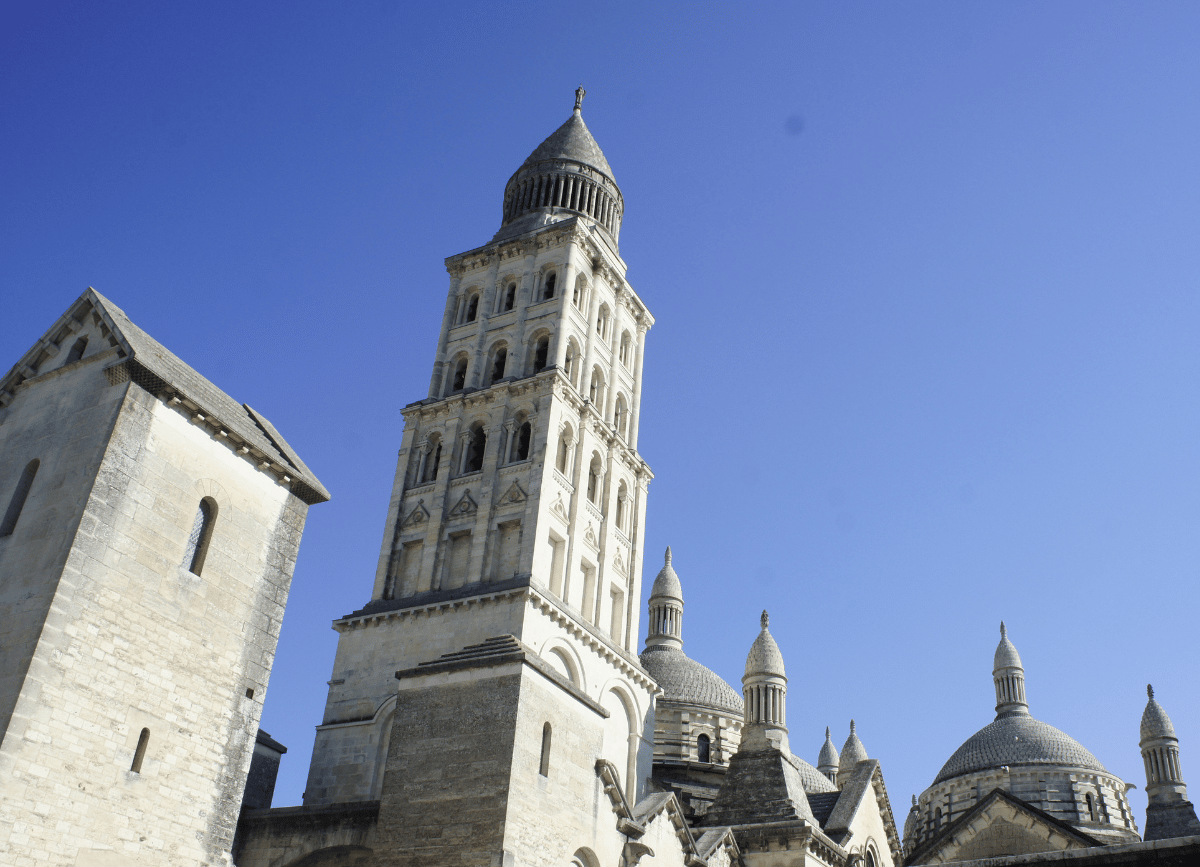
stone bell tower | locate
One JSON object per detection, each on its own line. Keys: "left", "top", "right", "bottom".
{"left": 297, "top": 94, "right": 659, "bottom": 867}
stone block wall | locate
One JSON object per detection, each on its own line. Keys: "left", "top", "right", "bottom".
{"left": 0, "top": 370, "right": 309, "bottom": 866}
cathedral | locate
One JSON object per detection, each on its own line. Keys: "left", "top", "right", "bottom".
{"left": 2, "top": 92, "right": 1200, "bottom": 867}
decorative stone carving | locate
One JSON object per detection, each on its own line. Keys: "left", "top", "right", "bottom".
{"left": 448, "top": 489, "right": 478, "bottom": 519}
{"left": 497, "top": 481, "right": 526, "bottom": 507}
{"left": 402, "top": 500, "right": 430, "bottom": 528}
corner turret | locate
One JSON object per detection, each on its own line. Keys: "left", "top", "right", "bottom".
{"left": 994, "top": 621, "right": 1029, "bottom": 719}
{"left": 1141, "top": 685, "right": 1200, "bottom": 840}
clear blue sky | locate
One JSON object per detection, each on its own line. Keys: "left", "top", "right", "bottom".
{"left": 5, "top": 2, "right": 1200, "bottom": 823}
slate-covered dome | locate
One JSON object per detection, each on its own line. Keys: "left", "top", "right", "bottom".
{"left": 934, "top": 714, "right": 1108, "bottom": 784}
{"left": 744, "top": 611, "right": 786, "bottom": 679}
{"left": 1141, "top": 685, "right": 1177, "bottom": 742}
{"left": 640, "top": 645, "right": 744, "bottom": 716}
{"left": 818, "top": 727, "right": 839, "bottom": 769}
{"left": 497, "top": 88, "right": 624, "bottom": 243}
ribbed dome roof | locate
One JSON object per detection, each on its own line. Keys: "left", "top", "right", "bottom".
{"left": 650, "top": 547, "right": 682, "bottom": 600}
{"left": 745, "top": 611, "right": 786, "bottom": 678}
{"left": 818, "top": 727, "right": 839, "bottom": 768}
{"left": 840, "top": 720, "right": 868, "bottom": 768}
{"left": 1141, "top": 685, "right": 1177, "bottom": 742}
{"left": 640, "top": 645, "right": 743, "bottom": 716}
{"left": 994, "top": 621, "right": 1023, "bottom": 670}
{"left": 519, "top": 112, "right": 614, "bottom": 180}
{"left": 934, "top": 714, "right": 1107, "bottom": 784}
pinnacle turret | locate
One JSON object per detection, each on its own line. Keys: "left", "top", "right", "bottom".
{"left": 993, "top": 621, "right": 1029, "bottom": 718}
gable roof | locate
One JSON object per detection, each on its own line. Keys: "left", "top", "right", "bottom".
{"left": 821, "top": 760, "right": 904, "bottom": 864}
{"left": 906, "top": 787, "right": 1103, "bottom": 866}
{"left": 0, "top": 288, "right": 329, "bottom": 504}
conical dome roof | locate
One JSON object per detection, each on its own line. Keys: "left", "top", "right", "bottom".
{"left": 818, "top": 727, "right": 839, "bottom": 768}
{"left": 840, "top": 720, "right": 868, "bottom": 767}
{"left": 994, "top": 621, "right": 1023, "bottom": 670}
{"left": 650, "top": 547, "right": 682, "bottom": 600}
{"left": 1141, "top": 684, "right": 1177, "bottom": 742}
{"left": 518, "top": 111, "right": 614, "bottom": 180}
{"left": 934, "top": 714, "right": 1107, "bottom": 784}
{"left": 744, "top": 611, "right": 786, "bottom": 678}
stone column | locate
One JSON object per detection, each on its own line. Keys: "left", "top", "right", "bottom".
{"left": 428, "top": 272, "right": 462, "bottom": 398}
{"left": 629, "top": 321, "right": 648, "bottom": 448}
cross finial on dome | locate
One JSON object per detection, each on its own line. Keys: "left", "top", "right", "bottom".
{"left": 1000, "top": 621, "right": 1007, "bottom": 638}
{"left": 761, "top": 610, "right": 769, "bottom": 629}
{"left": 1149, "top": 684, "right": 1155, "bottom": 699}
{"left": 574, "top": 85, "right": 586, "bottom": 115}
{"left": 665, "top": 546, "right": 672, "bottom": 566}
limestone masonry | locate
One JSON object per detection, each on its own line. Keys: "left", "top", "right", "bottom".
{"left": 3, "top": 91, "right": 1198, "bottom": 867}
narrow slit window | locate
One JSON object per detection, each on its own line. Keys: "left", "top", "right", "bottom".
{"left": 503, "top": 283, "right": 516, "bottom": 312}
{"left": 543, "top": 272, "right": 556, "bottom": 300}
{"left": 489, "top": 347, "right": 507, "bottom": 384}
{"left": 466, "top": 295, "right": 479, "bottom": 322}
{"left": 0, "top": 459, "right": 40, "bottom": 537}
{"left": 131, "top": 727, "right": 150, "bottom": 773}
{"left": 533, "top": 336, "right": 549, "bottom": 373}
{"left": 539, "top": 722, "right": 552, "bottom": 777}
{"left": 184, "top": 497, "right": 217, "bottom": 575}
{"left": 697, "top": 733, "right": 711, "bottom": 763}
{"left": 511, "top": 422, "right": 532, "bottom": 462}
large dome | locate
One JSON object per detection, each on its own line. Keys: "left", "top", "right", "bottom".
{"left": 934, "top": 714, "right": 1108, "bottom": 784}
{"left": 640, "top": 645, "right": 744, "bottom": 717}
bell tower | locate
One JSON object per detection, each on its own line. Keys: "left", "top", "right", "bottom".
{"left": 301, "top": 95, "right": 659, "bottom": 853}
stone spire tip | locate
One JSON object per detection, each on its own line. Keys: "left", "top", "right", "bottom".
{"left": 574, "top": 85, "right": 586, "bottom": 115}
{"left": 850, "top": 719, "right": 856, "bottom": 734}
{"left": 912, "top": 794, "right": 918, "bottom": 806}
{"left": 826, "top": 726, "right": 831, "bottom": 738}
{"left": 1148, "top": 683, "right": 1155, "bottom": 700}
{"left": 665, "top": 546, "right": 672, "bottom": 565}
{"left": 1000, "top": 621, "right": 1007, "bottom": 638}
{"left": 761, "top": 610, "right": 769, "bottom": 629}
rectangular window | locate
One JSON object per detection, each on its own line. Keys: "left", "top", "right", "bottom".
{"left": 547, "top": 533, "right": 566, "bottom": 597}
{"left": 445, "top": 532, "right": 472, "bottom": 590}
{"left": 399, "top": 540, "right": 424, "bottom": 597}
{"left": 609, "top": 586, "right": 625, "bottom": 645}
{"left": 579, "top": 561, "right": 596, "bottom": 623}
{"left": 492, "top": 520, "right": 521, "bottom": 582}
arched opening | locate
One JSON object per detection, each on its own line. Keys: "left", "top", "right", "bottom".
{"left": 184, "top": 497, "right": 218, "bottom": 576}
{"left": 502, "top": 282, "right": 516, "bottom": 312}
{"left": 1086, "top": 792, "right": 1097, "bottom": 822}
{"left": 488, "top": 345, "right": 508, "bottom": 385}
{"left": 619, "top": 331, "right": 631, "bottom": 367}
{"left": 543, "top": 271, "right": 557, "bottom": 300}
{"left": 464, "top": 424, "right": 487, "bottom": 473}
{"left": 556, "top": 425, "right": 574, "bottom": 474}
{"left": 614, "top": 394, "right": 628, "bottom": 438}
{"left": 65, "top": 336, "right": 88, "bottom": 364}
{"left": 697, "top": 733, "right": 711, "bottom": 763}
{"left": 572, "top": 277, "right": 586, "bottom": 310}
{"left": 510, "top": 420, "right": 532, "bottom": 463}
{"left": 447, "top": 355, "right": 469, "bottom": 395}
{"left": 131, "top": 727, "right": 150, "bottom": 773}
{"left": 565, "top": 339, "right": 581, "bottom": 389}
{"left": 539, "top": 722, "right": 552, "bottom": 777}
{"left": 421, "top": 435, "right": 442, "bottom": 483}
{"left": 587, "top": 454, "right": 602, "bottom": 504}
{"left": 615, "top": 480, "right": 629, "bottom": 531}
{"left": 596, "top": 305, "right": 610, "bottom": 340}
{"left": 528, "top": 333, "right": 550, "bottom": 375}
{"left": 0, "top": 459, "right": 40, "bottom": 537}
{"left": 465, "top": 294, "right": 479, "bottom": 322}
{"left": 588, "top": 367, "right": 605, "bottom": 406}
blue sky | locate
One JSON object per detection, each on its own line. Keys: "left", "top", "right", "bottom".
{"left": 4, "top": 2, "right": 1200, "bottom": 823}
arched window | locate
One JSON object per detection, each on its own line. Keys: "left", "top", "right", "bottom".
{"left": 447, "top": 355, "right": 468, "bottom": 395}
{"left": 556, "top": 425, "right": 574, "bottom": 474}
{"left": 465, "top": 425, "right": 487, "bottom": 473}
{"left": 65, "top": 336, "right": 88, "bottom": 364}
{"left": 543, "top": 272, "right": 556, "bottom": 300}
{"left": 529, "top": 334, "right": 550, "bottom": 375}
{"left": 587, "top": 455, "right": 602, "bottom": 504}
{"left": 934, "top": 807, "right": 943, "bottom": 827}
{"left": 509, "top": 416, "right": 532, "bottom": 462}
{"left": 588, "top": 367, "right": 604, "bottom": 406}
{"left": 488, "top": 345, "right": 507, "bottom": 385}
{"left": 619, "top": 331, "right": 631, "bottom": 367}
{"left": 572, "top": 279, "right": 585, "bottom": 309}
{"left": 184, "top": 497, "right": 217, "bottom": 575}
{"left": 502, "top": 282, "right": 516, "bottom": 312}
{"left": 421, "top": 436, "right": 442, "bottom": 483}
{"left": 1086, "top": 792, "right": 1097, "bottom": 821}
{"left": 465, "top": 294, "right": 479, "bottom": 322}
{"left": 0, "top": 459, "right": 40, "bottom": 537}
{"left": 131, "top": 727, "right": 150, "bottom": 773}
{"left": 565, "top": 339, "right": 581, "bottom": 389}
{"left": 539, "top": 722, "right": 552, "bottom": 777}
{"left": 595, "top": 305, "right": 610, "bottom": 339}
{"left": 615, "top": 480, "right": 629, "bottom": 531}
{"left": 614, "top": 395, "right": 628, "bottom": 438}
{"left": 697, "top": 733, "right": 711, "bottom": 763}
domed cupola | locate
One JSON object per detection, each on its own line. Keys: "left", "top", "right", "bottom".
{"left": 639, "top": 548, "right": 743, "bottom": 717}
{"left": 497, "top": 87, "right": 625, "bottom": 246}
{"left": 837, "top": 720, "right": 868, "bottom": 789}
{"left": 1140, "top": 684, "right": 1200, "bottom": 840}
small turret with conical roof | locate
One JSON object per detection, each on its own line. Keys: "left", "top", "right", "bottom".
{"left": 1140, "top": 685, "right": 1200, "bottom": 840}
{"left": 741, "top": 610, "right": 789, "bottom": 751}
{"left": 817, "top": 726, "right": 839, "bottom": 783}
{"left": 994, "top": 621, "right": 1029, "bottom": 718}
{"left": 645, "top": 547, "right": 683, "bottom": 650}
{"left": 836, "top": 720, "right": 869, "bottom": 790}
